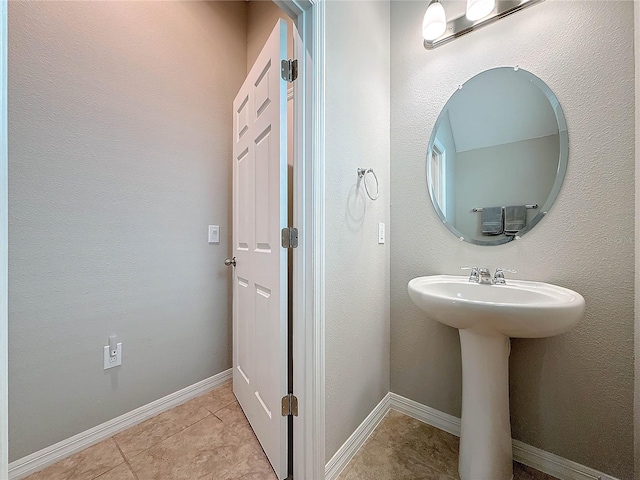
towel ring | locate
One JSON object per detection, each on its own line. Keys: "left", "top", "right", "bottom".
{"left": 357, "top": 167, "right": 379, "bottom": 201}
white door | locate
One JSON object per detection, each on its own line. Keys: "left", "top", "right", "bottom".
{"left": 232, "top": 20, "right": 288, "bottom": 480}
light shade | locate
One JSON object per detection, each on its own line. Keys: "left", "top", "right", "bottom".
{"left": 466, "top": 0, "right": 496, "bottom": 21}
{"left": 422, "top": 1, "right": 447, "bottom": 41}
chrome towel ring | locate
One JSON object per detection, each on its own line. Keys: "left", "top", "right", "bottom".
{"left": 357, "top": 167, "right": 379, "bottom": 201}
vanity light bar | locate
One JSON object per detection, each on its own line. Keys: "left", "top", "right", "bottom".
{"left": 424, "top": 0, "right": 545, "bottom": 50}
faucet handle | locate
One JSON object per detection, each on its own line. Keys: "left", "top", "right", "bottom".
{"left": 493, "top": 267, "right": 517, "bottom": 284}
{"left": 461, "top": 266, "right": 479, "bottom": 283}
{"left": 495, "top": 268, "right": 517, "bottom": 274}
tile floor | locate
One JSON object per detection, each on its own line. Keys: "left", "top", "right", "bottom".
{"left": 25, "top": 386, "right": 557, "bottom": 480}
{"left": 337, "top": 410, "right": 558, "bottom": 480}
{"left": 25, "top": 381, "right": 277, "bottom": 480}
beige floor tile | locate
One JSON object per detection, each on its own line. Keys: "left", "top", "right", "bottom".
{"left": 25, "top": 439, "right": 124, "bottom": 480}
{"left": 371, "top": 410, "right": 460, "bottom": 477}
{"left": 225, "top": 453, "right": 278, "bottom": 480}
{"left": 338, "top": 436, "right": 451, "bottom": 480}
{"left": 339, "top": 409, "right": 558, "bottom": 480}
{"left": 214, "top": 402, "right": 278, "bottom": 480}
{"left": 128, "top": 414, "right": 274, "bottom": 480}
{"left": 94, "top": 463, "right": 137, "bottom": 480}
{"left": 514, "top": 462, "right": 559, "bottom": 480}
{"left": 22, "top": 383, "right": 556, "bottom": 480}
{"left": 189, "top": 381, "right": 237, "bottom": 415}
{"left": 113, "top": 399, "right": 211, "bottom": 460}
{"left": 215, "top": 401, "right": 257, "bottom": 443}
{"left": 230, "top": 470, "right": 278, "bottom": 480}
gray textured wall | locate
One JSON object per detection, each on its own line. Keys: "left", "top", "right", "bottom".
{"left": 325, "top": 0, "right": 391, "bottom": 462}
{"left": 390, "top": 1, "right": 634, "bottom": 478}
{"left": 8, "top": 1, "right": 246, "bottom": 461}
{"left": 635, "top": 3, "right": 640, "bottom": 477}
{"left": 247, "top": 0, "right": 294, "bottom": 73}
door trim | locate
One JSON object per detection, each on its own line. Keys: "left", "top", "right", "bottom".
{"left": 309, "top": 2, "right": 326, "bottom": 478}
{"left": 0, "top": 1, "right": 9, "bottom": 477}
{"left": 272, "top": 0, "right": 325, "bottom": 478}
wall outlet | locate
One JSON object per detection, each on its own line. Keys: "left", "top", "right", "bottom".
{"left": 208, "top": 225, "right": 220, "bottom": 244}
{"left": 103, "top": 343, "right": 122, "bottom": 370}
{"left": 378, "top": 222, "right": 386, "bottom": 244}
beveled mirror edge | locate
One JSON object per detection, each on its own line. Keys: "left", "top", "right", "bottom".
{"left": 425, "top": 66, "right": 569, "bottom": 246}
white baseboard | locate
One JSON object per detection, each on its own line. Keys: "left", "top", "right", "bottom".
{"left": 326, "top": 392, "right": 620, "bottom": 480}
{"left": 324, "top": 393, "right": 392, "bottom": 480}
{"left": 388, "top": 392, "right": 461, "bottom": 437}
{"left": 511, "top": 440, "right": 619, "bottom": 480}
{"left": 8, "top": 369, "right": 232, "bottom": 480}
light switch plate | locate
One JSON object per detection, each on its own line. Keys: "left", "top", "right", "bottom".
{"left": 378, "top": 222, "right": 385, "bottom": 244}
{"left": 208, "top": 225, "right": 220, "bottom": 244}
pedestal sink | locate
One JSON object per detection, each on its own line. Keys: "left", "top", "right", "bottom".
{"left": 407, "top": 275, "right": 585, "bottom": 480}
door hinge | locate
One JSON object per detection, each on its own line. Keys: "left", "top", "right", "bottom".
{"left": 281, "top": 59, "right": 298, "bottom": 83}
{"left": 281, "top": 227, "right": 298, "bottom": 249}
{"left": 281, "top": 393, "right": 298, "bottom": 417}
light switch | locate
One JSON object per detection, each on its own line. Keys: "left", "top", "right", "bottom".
{"left": 378, "top": 222, "right": 385, "bottom": 244}
{"left": 208, "top": 225, "right": 220, "bottom": 244}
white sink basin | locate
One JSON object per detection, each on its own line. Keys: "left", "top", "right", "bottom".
{"left": 407, "top": 275, "right": 585, "bottom": 337}
{"left": 407, "top": 274, "right": 585, "bottom": 480}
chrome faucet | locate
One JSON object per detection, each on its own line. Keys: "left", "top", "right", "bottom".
{"left": 461, "top": 266, "right": 479, "bottom": 283}
{"left": 493, "top": 267, "right": 517, "bottom": 285}
{"left": 462, "top": 266, "right": 516, "bottom": 284}
{"left": 478, "top": 268, "right": 492, "bottom": 284}
{"left": 461, "top": 266, "right": 491, "bottom": 284}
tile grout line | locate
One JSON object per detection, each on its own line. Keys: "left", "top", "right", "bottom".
{"left": 112, "top": 439, "right": 140, "bottom": 480}
{"left": 118, "top": 409, "right": 214, "bottom": 464}
{"left": 209, "top": 399, "right": 238, "bottom": 418}
{"left": 112, "top": 384, "right": 234, "bottom": 464}
{"left": 208, "top": 401, "right": 270, "bottom": 464}
{"left": 20, "top": 382, "right": 236, "bottom": 480}
{"left": 115, "top": 388, "right": 273, "bottom": 480}
{"left": 29, "top": 385, "right": 236, "bottom": 480}
{"left": 85, "top": 438, "right": 127, "bottom": 480}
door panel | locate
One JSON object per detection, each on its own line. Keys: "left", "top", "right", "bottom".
{"left": 232, "top": 19, "right": 288, "bottom": 480}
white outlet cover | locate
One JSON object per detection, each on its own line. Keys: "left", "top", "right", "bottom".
{"left": 103, "top": 343, "right": 122, "bottom": 370}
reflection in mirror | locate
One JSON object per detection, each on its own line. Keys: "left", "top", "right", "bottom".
{"left": 427, "top": 67, "right": 568, "bottom": 245}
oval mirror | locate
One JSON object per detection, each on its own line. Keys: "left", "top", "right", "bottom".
{"left": 427, "top": 67, "right": 568, "bottom": 245}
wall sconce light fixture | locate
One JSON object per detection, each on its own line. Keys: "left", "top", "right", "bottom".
{"left": 466, "top": 0, "right": 496, "bottom": 21}
{"left": 423, "top": 0, "right": 544, "bottom": 49}
{"left": 422, "top": 0, "right": 447, "bottom": 41}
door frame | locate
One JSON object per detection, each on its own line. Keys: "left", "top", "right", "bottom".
{"left": 0, "top": 2, "right": 325, "bottom": 479}
{"left": 272, "top": 1, "right": 325, "bottom": 478}
{"left": 1, "top": 0, "right": 8, "bottom": 477}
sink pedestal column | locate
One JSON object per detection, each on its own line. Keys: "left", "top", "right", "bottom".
{"left": 458, "top": 330, "right": 513, "bottom": 480}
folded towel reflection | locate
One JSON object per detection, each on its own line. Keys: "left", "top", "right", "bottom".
{"left": 481, "top": 207, "right": 503, "bottom": 235}
{"left": 504, "top": 205, "right": 527, "bottom": 235}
